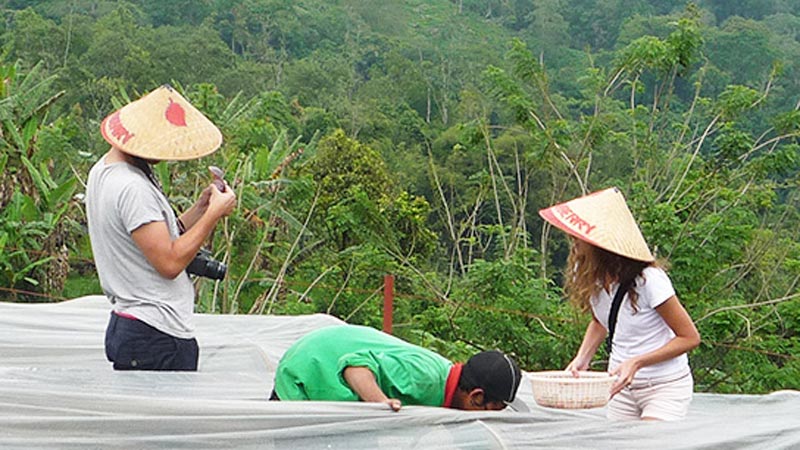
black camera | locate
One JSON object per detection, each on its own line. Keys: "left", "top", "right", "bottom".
{"left": 186, "top": 248, "right": 227, "bottom": 280}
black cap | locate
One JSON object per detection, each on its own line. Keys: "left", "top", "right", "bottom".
{"left": 460, "top": 350, "right": 522, "bottom": 403}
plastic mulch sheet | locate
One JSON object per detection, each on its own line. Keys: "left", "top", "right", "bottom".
{"left": 1, "top": 296, "right": 798, "bottom": 449}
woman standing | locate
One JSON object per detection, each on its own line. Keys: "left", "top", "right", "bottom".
{"left": 539, "top": 187, "right": 700, "bottom": 421}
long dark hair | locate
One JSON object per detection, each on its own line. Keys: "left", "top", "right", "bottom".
{"left": 564, "top": 239, "right": 654, "bottom": 313}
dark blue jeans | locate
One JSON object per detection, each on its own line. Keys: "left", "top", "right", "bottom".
{"left": 105, "top": 312, "right": 199, "bottom": 371}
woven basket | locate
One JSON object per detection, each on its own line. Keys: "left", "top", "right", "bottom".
{"left": 529, "top": 371, "right": 615, "bottom": 409}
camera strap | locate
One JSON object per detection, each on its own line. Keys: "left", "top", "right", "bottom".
{"left": 130, "top": 157, "right": 185, "bottom": 234}
{"left": 605, "top": 277, "right": 634, "bottom": 355}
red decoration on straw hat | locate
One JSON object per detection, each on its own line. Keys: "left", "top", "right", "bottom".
{"left": 105, "top": 112, "right": 135, "bottom": 144}
{"left": 539, "top": 187, "right": 655, "bottom": 262}
{"left": 165, "top": 98, "right": 187, "bottom": 127}
{"left": 100, "top": 84, "right": 221, "bottom": 161}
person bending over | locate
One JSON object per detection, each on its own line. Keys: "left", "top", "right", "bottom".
{"left": 87, "top": 85, "right": 236, "bottom": 371}
{"left": 272, "top": 324, "right": 522, "bottom": 411}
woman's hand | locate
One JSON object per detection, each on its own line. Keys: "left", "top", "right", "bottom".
{"left": 609, "top": 357, "right": 642, "bottom": 397}
{"left": 565, "top": 316, "right": 607, "bottom": 376}
{"left": 606, "top": 296, "right": 700, "bottom": 398}
{"left": 565, "top": 355, "right": 591, "bottom": 376}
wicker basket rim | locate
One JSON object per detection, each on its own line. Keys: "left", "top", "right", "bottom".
{"left": 528, "top": 370, "right": 615, "bottom": 383}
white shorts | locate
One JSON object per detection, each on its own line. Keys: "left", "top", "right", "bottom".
{"left": 607, "top": 368, "right": 693, "bottom": 421}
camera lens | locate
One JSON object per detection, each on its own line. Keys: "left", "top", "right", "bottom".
{"left": 186, "top": 249, "right": 227, "bottom": 280}
{"left": 205, "top": 259, "right": 227, "bottom": 280}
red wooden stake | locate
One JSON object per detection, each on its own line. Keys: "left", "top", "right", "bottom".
{"left": 383, "top": 274, "right": 394, "bottom": 334}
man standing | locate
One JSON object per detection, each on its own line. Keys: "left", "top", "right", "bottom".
{"left": 272, "top": 324, "right": 523, "bottom": 411}
{"left": 86, "top": 85, "right": 236, "bottom": 371}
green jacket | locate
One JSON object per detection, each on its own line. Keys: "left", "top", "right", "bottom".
{"left": 274, "top": 325, "right": 452, "bottom": 406}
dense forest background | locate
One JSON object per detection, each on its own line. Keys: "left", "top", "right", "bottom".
{"left": 1, "top": 0, "right": 799, "bottom": 394}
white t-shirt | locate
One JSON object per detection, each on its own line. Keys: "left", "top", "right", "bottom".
{"left": 86, "top": 157, "right": 196, "bottom": 339}
{"left": 590, "top": 266, "right": 689, "bottom": 379}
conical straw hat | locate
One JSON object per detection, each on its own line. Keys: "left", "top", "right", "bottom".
{"left": 100, "top": 85, "right": 222, "bottom": 161}
{"left": 539, "top": 187, "right": 654, "bottom": 262}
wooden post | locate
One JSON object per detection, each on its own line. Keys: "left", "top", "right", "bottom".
{"left": 383, "top": 274, "right": 394, "bottom": 334}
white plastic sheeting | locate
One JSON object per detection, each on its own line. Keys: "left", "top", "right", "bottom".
{"left": 1, "top": 296, "right": 798, "bottom": 449}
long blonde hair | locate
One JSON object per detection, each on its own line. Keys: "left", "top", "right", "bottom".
{"left": 564, "top": 239, "right": 654, "bottom": 313}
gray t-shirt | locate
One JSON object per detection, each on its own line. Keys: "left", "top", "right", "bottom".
{"left": 86, "top": 156, "right": 195, "bottom": 338}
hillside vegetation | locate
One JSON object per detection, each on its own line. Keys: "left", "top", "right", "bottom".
{"left": 1, "top": 0, "right": 799, "bottom": 393}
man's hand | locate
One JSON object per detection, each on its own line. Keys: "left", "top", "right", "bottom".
{"left": 207, "top": 183, "right": 236, "bottom": 220}
{"left": 179, "top": 182, "right": 235, "bottom": 230}
{"left": 134, "top": 184, "right": 236, "bottom": 279}
{"left": 384, "top": 398, "right": 402, "bottom": 412}
{"left": 196, "top": 185, "right": 213, "bottom": 211}
{"left": 342, "top": 366, "right": 401, "bottom": 412}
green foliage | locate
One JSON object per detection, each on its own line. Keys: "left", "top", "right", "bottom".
{"left": 0, "top": 191, "right": 55, "bottom": 288}
{"left": 615, "top": 16, "right": 702, "bottom": 75}
{"left": 1, "top": 0, "right": 799, "bottom": 394}
{"left": 476, "top": 5, "right": 800, "bottom": 393}
{"left": 299, "top": 129, "right": 436, "bottom": 261}
{"left": 717, "top": 85, "right": 761, "bottom": 118}
{"left": 704, "top": 16, "right": 779, "bottom": 86}
{"left": 0, "top": 60, "right": 76, "bottom": 299}
{"left": 415, "top": 251, "right": 582, "bottom": 368}
{"left": 304, "top": 129, "right": 392, "bottom": 243}
{"left": 1, "top": 8, "right": 65, "bottom": 70}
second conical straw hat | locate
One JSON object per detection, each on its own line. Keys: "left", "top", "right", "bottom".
{"left": 539, "top": 187, "right": 654, "bottom": 262}
{"left": 100, "top": 84, "right": 222, "bottom": 161}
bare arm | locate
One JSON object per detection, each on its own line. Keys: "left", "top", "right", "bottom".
{"left": 132, "top": 185, "right": 236, "bottom": 279}
{"left": 342, "top": 366, "right": 401, "bottom": 411}
{"left": 565, "top": 315, "right": 607, "bottom": 375}
{"left": 609, "top": 295, "right": 700, "bottom": 395}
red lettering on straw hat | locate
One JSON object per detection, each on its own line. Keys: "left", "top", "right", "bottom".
{"left": 165, "top": 98, "right": 187, "bottom": 126}
{"left": 555, "top": 204, "right": 596, "bottom": 234}
{"left": 107, "top": 112, "right": 134, "bottom": 144}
